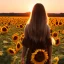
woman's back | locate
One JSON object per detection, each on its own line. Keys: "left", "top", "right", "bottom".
{"left": 21, "top": 3, "right": 52, "bottom": 64}
{"left": 25, "top": 3, "right": 48, "bottom": 42}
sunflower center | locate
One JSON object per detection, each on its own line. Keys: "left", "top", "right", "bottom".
{"left": 56, "top": 21, "right": 58, "bottom": 25}
{"left": 21, "top": 37, "right": 23, "bottom": 40}
{"left": 13, "top": 36, "right": 18, "bottom": 40}
{"left": 2, "top": 27, "right": 7, "bottom": 31}
{"left": 50, "top": 29, "right": 52, "bottom": 33}
{"left": 56, "top": 39, "right": 59, "bottom": 44}
{"left": 34, "top": 51, "right": 45, "bottom": 62}
{"left": 53, "top": 33, "right": 57, "bottom": 37}
{"left": 20, "top": 25, "right": 23, "bottom": 28}
{"left": 8, "top": 22, "right": 10, "bottom": 25}
{"left": 9, "top": 50, "right": 14, "bottom": 53}
{"left": 59, "top": 30, "right": 61, "bottom": 33}
{"left": 17, "top": 43, "right": 20, "bottom": 48}
{"left": 59, "top": 22, "right": 62, "bottom": 25}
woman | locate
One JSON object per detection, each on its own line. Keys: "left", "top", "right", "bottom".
{"left": 21, "top": 3, "right": 52, "bottom": 64}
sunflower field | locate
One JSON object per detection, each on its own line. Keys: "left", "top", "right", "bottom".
{"left": 0, "top": 16, "right": 64, "bottom": 64}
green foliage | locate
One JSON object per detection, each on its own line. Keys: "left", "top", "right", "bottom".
{"left": 58, "top": 57, "right": 64, "bottom": 64}
{"left": 0, "top": 17, "right": 64, "bottom": 64}
{"left": 0, "top": 52, "right": 12, "bottom": 64}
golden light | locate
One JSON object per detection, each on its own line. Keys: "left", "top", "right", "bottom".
{"left": 51, "top": 37, "right": 56, "bottom": 45}
{"left": 28, "top": 2, "right": 42, "bottom": 12}
{"left": 28, "top": 4, "right": 34, "bottom": 12}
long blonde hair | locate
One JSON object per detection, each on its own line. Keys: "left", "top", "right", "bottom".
{"left": 24, "top": 3, "right": 49, "bottom": 42}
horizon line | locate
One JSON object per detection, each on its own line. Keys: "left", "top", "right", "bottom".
{"left": 0, "top": 12, "right": 64, "bottom": 14}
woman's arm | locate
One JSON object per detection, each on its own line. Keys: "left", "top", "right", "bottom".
{"left": 48, "top": 44, "right": 52, "bottom": 64}
{"left": 47, "top": 37, "right": 52, "bottom": 64}
{"left": 46, "top": 25, "right": 52, "bottom": 64}
{"left": 21, "top": 46, "right": 27, "bottom": 64}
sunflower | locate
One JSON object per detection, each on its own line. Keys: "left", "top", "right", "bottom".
{"left": 59, "top": 21, "right": 63, "bottom": 26}
{"left": 55, "top": 20, "right": 59, "bottom": 26}
{"left": 1, "top": 26, "right": 8, "bottom": 34}
{"left": 31, "top": 49, "right": 48, "bottom": 64}
{"left": 7, "top": 48, "right": 16, "bottom": 55}
{"left": 20, "top": 34, "right": 24, "bottom": 41}
{"left": 54, "top": 56, "right": 59, "bottom": 62}
{"left": 19, "top": 24, "right": 24, "bottom": 28}
{"left": 58, "top": 30, "right": 62, "bottom": 34}
{"left": 51, "top": 19, "right": 56, "bottom": 26}
{"left": 16, "top": 25, "right": 19, "bottom": 28}
{"left": 15, "top": 41, "right": 23, "bottom": 52}
{"left": 52, "top": 32, "right": 58, "bottom": 38}
{"left": 12, "top": 33, "right": 19, "bottom": 43}
{"left": 55, "top": 38, "right": 60, "bottom": 46}
{"left": 56, "top": 20, "right": 58, "bottom": 25}
{"left": 16, "top": 24, "right": 24, "bottom": 28}
{"left": 8, "top": 22, "right": 11, "bottom": 25}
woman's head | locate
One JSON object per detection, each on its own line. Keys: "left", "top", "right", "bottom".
{"left": 32, "top": 3, "right": 47, "bottom": 21}
{"left": 28, "top": 3, "right": 47, "bottom": 25}
{"left": 26, "top": 3, "right": 48, "bottom": 42}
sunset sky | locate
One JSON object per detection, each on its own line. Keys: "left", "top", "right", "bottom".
{"left": 0, "top": 0, "right": 64, "bottom": 13}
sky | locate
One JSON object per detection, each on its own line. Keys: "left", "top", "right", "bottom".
{"left": 0, "top": 0, "right": 64, "bottom": 13}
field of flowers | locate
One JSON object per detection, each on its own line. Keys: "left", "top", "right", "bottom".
{"left": 0, "top": 16, "right": 64, "bottom": 64}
